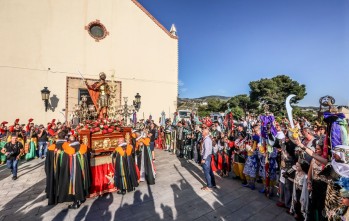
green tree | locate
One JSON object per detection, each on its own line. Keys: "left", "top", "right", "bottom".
{"left": 249, "top": 75, "right": 306, "bottom": 115}
{"left": 197, "top": 109, "right": 211, "bottom": 117}
{"left": 197, "top": 98, "right": 227, "bottom": 117}
{"left": 225, "top": 94, "right": 259, "bottom": 116}
{"left": 206, "top": 98, "right": 223, "bottom": 112}
{"left": 293, "top": 106, "right": 317, "bottom": 123}
{"left": 231, "top": 107, "right": 244, "bottom": 120}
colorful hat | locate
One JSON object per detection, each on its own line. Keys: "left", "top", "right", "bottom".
{"left": 337, "top": 177, "right": 349, "bottom": 198}
{"left": 332, "top": 145, "right": 349, "bottom": 178}
{"left": 333, "top": 145, "right": 349, "bottom": 164}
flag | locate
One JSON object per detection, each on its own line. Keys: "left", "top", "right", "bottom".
{"left": 133, "top": 112, "right": 137, "bottom": 125}
{"left": 160, "top": 111, "right": 166, "bottom": 127}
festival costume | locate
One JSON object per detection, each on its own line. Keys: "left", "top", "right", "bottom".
{"left": 0, "top": 131, "right": 9, "bottom": 163}
{"left": 114, "top": 145, "right": 132, "bottom": 194}
{"left": 232, "top": 137, "right": 246, "bottom": 181}
{"left": 24, "top": 131, "right": 37, "bottom": 160}
{"left": 320, "top": 145, "right": 349, "bottom": 221}
{"left": 46, "top": 141, "right": 90, "bottom": 205}
{"left": 136, "top": 138, "right": 156, "bottom": 185}
{"left": 259, "top": 115, "right": 278, "bottom": 196}
{"left": 323, "top": 112, "right": 348, "bottom": 149}
{"left": 290, "top": 171, "right": 309, "bottom": 220}
{"left": 176, "top": 126, "right": 184, "bottom": 157}
{"left": 243, "top": 134, "right": 260, "bottom": 188}
{"left": 193, "top": 130, "right": 202, "bottom": 163}
{"left": 164, "top": 124, "right": 172, "bottom": 151}
{"left": 224, "top": 112, "right": 234, "bottom": 133}
{"left": 217, "top": 140, "right": 231, "bottom": 176}
{"left": 258, "top": 144, "right": 266, "bottom": 183}
{"left": 160, "top": 128, "right": 165, "bottom": 149}
{"left": 45, "top": 140, "right": 66, "bottom": 205}
{"left": 279, "top": 139, "right": 296, "bottom": 209}
{"left": 183, "top": 135, "right": 193, "bottom": 160}
{"left": 308, "top": 158, "right": 328, "bottom": 221}
{"left": 126, "top": 144, "right": 140, "bottom": 188}
{"left": 171, "top": 124, "right": 177, "bottom": 153}
{"left": 259, "top": 133, "right": 278, "bottom": 196}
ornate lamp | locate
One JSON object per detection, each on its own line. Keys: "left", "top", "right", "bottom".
{"left": 133, "top": 93, "right": 141, "bottom": 112}
{"left": 41, "top": 87, "right": 50, "bottom": 112}
{"left": 73, "top": 95, "right": 97, "bottom": 122}
{"left": 116, "top": 97, "right": 136, "bottom": 126}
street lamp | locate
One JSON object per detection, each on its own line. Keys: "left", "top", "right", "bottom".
{"left": 41, "top": 87, "right": 50, "bottom": 112}
{"left": 133, "top": 93, "right": 141, "bottom": 112}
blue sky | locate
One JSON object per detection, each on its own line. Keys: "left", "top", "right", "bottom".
{"left": 138, "top": 0, "right": 349, "bottom": 106}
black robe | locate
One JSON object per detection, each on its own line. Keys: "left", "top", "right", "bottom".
{"left": 45, "top": 141, "right": 64, "bottom": 205}
{"left": 126, "top": 154, "right": 139, "bottom": 189}
{"left": 136, "top": 145, "right": 155, "bottom": 185}
{"left": 57, "top": 152, "right": 73, "bottom": 203}
{"left": 68, "top": 142, "right": 91, "bottom": 202}
{"left": 46, "top": 142, "right": 91, "bottom": 204}
{"left": 114, "top": 148, "right": 133, "bottom": 192}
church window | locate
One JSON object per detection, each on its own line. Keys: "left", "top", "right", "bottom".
{"left": 85, "top": 20, "right": 109, "bottom": 42}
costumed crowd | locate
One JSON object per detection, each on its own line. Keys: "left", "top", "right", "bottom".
{"left": 151, "top": 108, "right": 349, "bottom": 221}
{"left": 0, "top": 118, "right": 156, "bottom": 209}
{"left": 1, "top": 105, "right": 349, "bottom": 221}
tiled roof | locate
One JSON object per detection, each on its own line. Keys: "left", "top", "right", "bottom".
{"left": 131, "top": 0, "right": 178, "bottom": 40}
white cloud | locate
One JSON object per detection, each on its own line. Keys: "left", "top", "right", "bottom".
{"left": 178, "top": 80, "right": 184, "bottom": 87}
{"left": 178, "top": 79, "right": 188, "bottom": 94}
{"left": 180, "top": 87, "right": 188, "bottom": 93}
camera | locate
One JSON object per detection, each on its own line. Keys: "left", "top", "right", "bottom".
{"left": 282, "top": 167, "right": 295, "bottom": 180}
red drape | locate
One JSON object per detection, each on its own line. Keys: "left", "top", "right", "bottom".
{"left": 89, "top": 156, "right": 116, "bottom": 197}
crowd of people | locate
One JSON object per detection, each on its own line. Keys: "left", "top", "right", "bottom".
{"left": 1, "top": 109, "right": 349, "bottom": 220}
{"left": 149, "top": 111, "right": 349, "bottom": 221}
{"left": 0, "top": 118, "right": 157, "bottom": 209}
{"left": 0, "top": 119, "right": 61, "bottom": 179}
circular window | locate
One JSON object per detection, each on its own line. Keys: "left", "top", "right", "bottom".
{"left": 85, "top": 20, "right": 109, "bottom": 42}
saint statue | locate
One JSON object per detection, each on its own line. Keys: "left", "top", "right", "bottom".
{"left": 85, "top": 72, "right": 110, "bottom": 119}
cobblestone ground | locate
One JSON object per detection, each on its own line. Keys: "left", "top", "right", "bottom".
{"left": 0, "top": 149, "right": 294, "bottom": 221}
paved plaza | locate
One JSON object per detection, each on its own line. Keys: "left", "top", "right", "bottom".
{"left": 0, "top": 149, "right": 294, "bottom": 221}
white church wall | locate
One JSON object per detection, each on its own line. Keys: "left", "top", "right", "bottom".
{"left": 0, "top": 0, "right": 178, "bottom": 124}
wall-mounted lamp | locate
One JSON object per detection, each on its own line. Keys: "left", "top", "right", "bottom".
{"left": 133, "top": 93, "right": 141, "bottom": 112}
{"left": 41, "top": 87, "right": 50, "bottom": 112}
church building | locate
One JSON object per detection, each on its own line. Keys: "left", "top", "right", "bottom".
{"left": 0, "top": 0, "right": 178, "bottom": 124}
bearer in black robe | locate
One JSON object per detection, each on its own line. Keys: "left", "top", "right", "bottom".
{"left": 45, "top": 131, "right": 67, "bottom": 205}
{"left": 126, "top": 142, "right": 139, "bottom": 189}
{"left": 56, "top": 135, "right": 90, "bottom": 209}
{"left": 135, "top": 132, "right": 156, "bottom": 185}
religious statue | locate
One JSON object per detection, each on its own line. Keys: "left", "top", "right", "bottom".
{"left": 85, "top": 72, "right": 110, "bottom": 119}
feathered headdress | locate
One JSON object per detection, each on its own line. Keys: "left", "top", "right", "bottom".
{"left": 337, "top": 177, "right": 349, "bottom": 198}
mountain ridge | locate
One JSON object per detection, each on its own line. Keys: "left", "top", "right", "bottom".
{"left": 179, "top": 95, "right": 230, "bottom": 101}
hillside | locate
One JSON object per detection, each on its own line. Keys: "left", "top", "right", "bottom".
{"left": 179, "top": 95, "right": 230, "bottom": 102}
